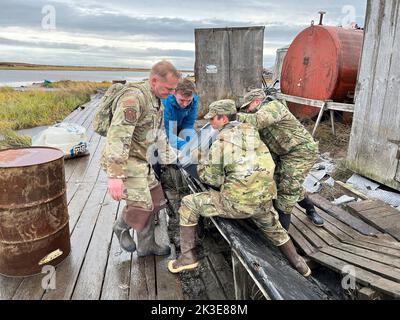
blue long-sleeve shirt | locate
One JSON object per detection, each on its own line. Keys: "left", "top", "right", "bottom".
{"left": 162, "top": 94, "right": 198, "bottom": 150}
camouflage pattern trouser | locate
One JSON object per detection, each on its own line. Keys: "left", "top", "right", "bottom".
{"left": 178, "top": 189, "right": 290, "bottom": 246}
{"left": 273, "top": 143, "right": 318, "bottom": 215}
{"left": 123, "top": 157, "right": 158, "bottom": 210}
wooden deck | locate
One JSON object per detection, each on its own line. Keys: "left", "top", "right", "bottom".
{"left": 0, "top": 94, "right": 234, "bottom": 300}
{"left": 347, "top": 200, "right": 400, "bottom": 241}
{"left": 290, "top": 194, "right": 400, "bottom": 298}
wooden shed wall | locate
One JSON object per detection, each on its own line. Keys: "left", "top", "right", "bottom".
{"left": 194, "top": 26, "right": 264, "bottom": 117}
{"left": 347, "top": 0, "right": 400, "bottom": 191}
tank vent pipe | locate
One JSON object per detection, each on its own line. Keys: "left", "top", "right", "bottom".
{"left": 318, "top": 11, "right": 326, "bottom": 25}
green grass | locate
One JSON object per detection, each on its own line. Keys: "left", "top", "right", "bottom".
{"left": 0, "top": 81, "right": 111, "bottom": 149}
{"left": 0, "top": 81, "right": 110, "bottom": 130}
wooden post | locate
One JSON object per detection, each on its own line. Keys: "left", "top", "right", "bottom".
{"left": 312, "top": 103, "right": 327, "bottom": 137}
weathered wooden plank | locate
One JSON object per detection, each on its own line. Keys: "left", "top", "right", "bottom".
{"left": 292, "top": 208, "right": 340, "bottom": 246}
{"left": 358, "top": 287, "right": 383, "bottom": 300}
{"left": 343, "top": 239, "right": 400, "bottom": 259}
{"left": 100, "top": 205, "right": 132, "bottom": 300}
{"left": 331, "top": 242, "right": 400, "bottom": 269}
{"left": 41, "top": 183, "right": 108, "bottom": 300}
{"left": 335, "top": 181, "right": 369, "bottom": 200}
{"left": 71, "top": 194, "right": 119, "bottom": 300}
{"left": 347, "top": 0, "right": 400, "bottom": 192}
{"left": 346, "top": 200, "right": 385, "bottom": 213}
{"left": 309, "top": 194, "right": 381, "bottom": 236}
{"left": 319, "top": 246, "right": 400, "bottom": 283}
{"left": 309, "top": 209, "right": 354, "bottom": 243}
{"left": 288, "top": 224, "right": 316, "bottom": 256}
{"left": 313, "top": 206, "right": 400, "bottom": 250}
{"left": 310, "top": 251, "right": 400, "bottom": 298}
{"left": 129, "top": 254, "right": 154, "bottom": 300}
{"left": 154, "top": 210, "right": 183, "bottom": 300}
{"left": 0, "top": 277, "right": 23, "bottom": 300}
{"left": 211, "top": 218, "right": 329, "bottom": 300}
{"left": 290, "top": 213, "right": 328, "bottom": 249}
{"left": 200, "top": 257, "right": 227, "bottom": 300}
{"left": 203, "top": 237, "right": 235, "bottom": 300}
{"left": 67, "top": 182, "right": 96, "bottom": 232}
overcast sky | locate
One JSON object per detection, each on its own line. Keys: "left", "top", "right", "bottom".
{"left": 0, "top": 0, "right": 367, "bottom": 69}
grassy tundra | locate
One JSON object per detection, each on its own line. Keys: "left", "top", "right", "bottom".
{"left": 0, "top": 81, "right": 110, "bottom": 149}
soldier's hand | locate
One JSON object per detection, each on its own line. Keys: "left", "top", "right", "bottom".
{"left": 108, "top": 178, "right": 124, "bottom": 201}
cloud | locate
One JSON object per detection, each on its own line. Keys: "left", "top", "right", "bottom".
{"left": 0, "top": 0, "right": 368, "bottom": 68}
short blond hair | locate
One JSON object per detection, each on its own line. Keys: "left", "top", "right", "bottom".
{"left": 150, "top": 60, "right": 181, "bottom": 80}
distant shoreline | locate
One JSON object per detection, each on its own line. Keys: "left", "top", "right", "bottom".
{"left": 0, "top": 62, "right": 193, "bottom": 73}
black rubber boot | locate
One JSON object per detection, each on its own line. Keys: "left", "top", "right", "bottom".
{"left": 298, "top": 197, "right": 324, "bottom": 227}
{"left": 137, "top": 211, "right": 171, "bottom": 257}
{"left": 277, "top": 208, "right": 291, "bottom": 231}
{"left": 113, "top": 217, "right": 137, "bottom": 252}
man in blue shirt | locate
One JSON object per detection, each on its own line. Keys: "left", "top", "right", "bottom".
{"left": 162, "top": 78, "right": 198, "bottom": 150}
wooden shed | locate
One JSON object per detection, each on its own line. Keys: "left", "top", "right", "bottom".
{"left": 347, "top": 0, "right": 400, "bottom": 191}
{"left": 194, "top": 26, "right": 265, "bottom": 117}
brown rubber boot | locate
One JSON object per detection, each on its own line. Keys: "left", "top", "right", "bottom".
{"left": 278, "top": 239, "right": 311, "bottom": 277}
{"left": 168, "top": 225, "right": 199, "bottom": 273}
{"left": 136, "top": 211, "right": 171, "bottom": 257}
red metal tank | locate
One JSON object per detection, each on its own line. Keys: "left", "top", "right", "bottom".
{"left": 280, "top": 25, "right": 364, "bottom": 120}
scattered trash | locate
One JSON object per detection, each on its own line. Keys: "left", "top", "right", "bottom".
{"left": 331, "top": 195, "right": 356, "bottom": 205}
{"left": 32, "top": 122, "right": 89, "bottom": 159}
{"left": 325, "top": 177, "right": 335, "bottom": 187}
{"left": 303, "top": 156, "right": 335, "bottom": 193}
{"left": 347, "top": 174, "right": 400, "bottom": 209}
{"left": 347, "top": 174, "right": 380, "bottom": 191}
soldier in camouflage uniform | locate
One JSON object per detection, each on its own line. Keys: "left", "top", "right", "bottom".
{"left": 237, "top": 89, "right": 324, "bottom": 230}
{"left": 102, "top": 60, "right": 180, "bottom": 255}
{"left": 168, "top": 99, "right": 311, "bottom": 277}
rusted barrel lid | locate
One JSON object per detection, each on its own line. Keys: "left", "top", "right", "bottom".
{"left": 0, "top": 147, "right": 64, "bottom": 168}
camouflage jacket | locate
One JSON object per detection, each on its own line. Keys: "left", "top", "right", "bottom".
{"left": 237, "top": 100, "right": 318, "bottom": 155}
{"left": 198, "top": 122, "right": 277, "bottom": 206}
{"left": 102, "top": 81, "right": 163, "bottom": 178}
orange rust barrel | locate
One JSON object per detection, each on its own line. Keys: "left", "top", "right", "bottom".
{"left": 0, "top": 147, "right": 71, "bottom": 277}
{"left": 281, "top": 25, "right": 363, "bottom": 120}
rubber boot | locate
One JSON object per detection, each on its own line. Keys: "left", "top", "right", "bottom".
{"left": 113, "top": 216, "right": 136, "bottom": 252}
{"left": 278, "top": 239, "right": 311, "bottom": 277}
{"left": 298, "top": 197, "right": 324, "bottom": 227}
{"left": 168, "top": 225, "right": 199, "bottom": 273}
{"left": 136, "top": 211, "right": 171, "bottom": 257}
{"left": 277, "top": 208, "right": 291, "bottom": 231}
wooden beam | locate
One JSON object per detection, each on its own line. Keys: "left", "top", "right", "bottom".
{"left": 358, "top": 287, "right": 382, "bottom": 300}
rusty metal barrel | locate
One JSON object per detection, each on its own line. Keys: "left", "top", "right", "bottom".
{"left": 0, "top": 147, "right": 71, "bottom": 277}
{"left": 281, "top": 25, "right": 364, "bottom": 120}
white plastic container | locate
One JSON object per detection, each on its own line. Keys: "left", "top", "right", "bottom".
{"left": 32, "top": 123, "right": 89, "bottom": 159}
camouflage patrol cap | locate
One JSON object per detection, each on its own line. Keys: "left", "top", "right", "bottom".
{"left": 204, "top": 99, "right": 237, "bottom": 119}
{"left": 239, "top": 88, "right": 266, "bottom": 109}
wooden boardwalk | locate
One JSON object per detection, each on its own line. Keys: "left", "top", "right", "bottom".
{"left": 0, "top": 94, "right": 234, "bottom": 300}
{"left": 290, "top": 194, "right": 400, "bottom": 298}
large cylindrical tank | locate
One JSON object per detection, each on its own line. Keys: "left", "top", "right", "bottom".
{"left": 281, "top": 25, "right": 364, "bottom": 120}
{"left": 0, "top": 147, "right": 71, "bottom": 277}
